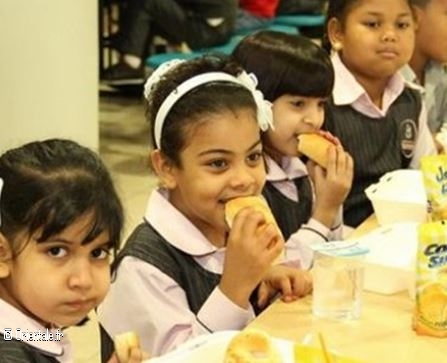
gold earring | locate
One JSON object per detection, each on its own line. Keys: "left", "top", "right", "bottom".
{"left": 332, "top": 42, "right": 342, "bottom": 52}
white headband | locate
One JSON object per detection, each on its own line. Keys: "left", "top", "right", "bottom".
{"left": 144, "top": 66, "right": 273, "bottom": 149}
{"left": 0, "top": 178, "right": 3, "bottom": 226}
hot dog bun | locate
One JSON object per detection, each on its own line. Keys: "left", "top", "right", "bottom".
{"left": 297, "top": 133, "right": 335, "bottom": 168}
{"left": 114, "top": 331, "right": 140, "bottom": 363}
{"left": 225, "top": 196, "right": 277, "bottom": 230}
{"left": 225, "top": 196, "right": 284, "bottom": 265}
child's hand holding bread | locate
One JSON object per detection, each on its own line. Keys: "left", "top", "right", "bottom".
{"left": 298, "top": 132, "right": 353, "bottom": 228}
{"left": 107, "top": 331, "right": 149, "bottom": 363}
{"left": 219, "top": 196, "right": 284, "bottom": 309}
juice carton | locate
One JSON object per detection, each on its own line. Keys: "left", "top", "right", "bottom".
{"left": 413, "top": 221, "right": 447, "bottom": 337}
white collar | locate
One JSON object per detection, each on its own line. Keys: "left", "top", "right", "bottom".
{"left": 332, "top": 52, "right": 407, "bottom": 116}
{"left": 145, "top": 188, "right": 220, "bottom": 256}
{"left": 265, "top": 154, "right": 308, "bottom": 182}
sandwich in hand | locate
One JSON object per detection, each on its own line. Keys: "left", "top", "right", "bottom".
{"left": 225, "top": 196, "right": 284, "bottom": 263}
{"left": 297, "top": 133, "right": 337, "bottom": 169}
{"left": 114, "top": 331, "right": 140, "bottom": 363}
{"left": 225, "top": 196, "right": 278, "bottom": 231}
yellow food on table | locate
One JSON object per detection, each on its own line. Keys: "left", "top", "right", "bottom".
{"left": 224, "top": 329, "right": 282, "bottom": 363}
{"left": 294, "top": 344, "right": 366, "bottom": 363}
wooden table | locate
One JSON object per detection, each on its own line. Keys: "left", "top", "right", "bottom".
{"left": 248, "top": 292, "right": 446, "bottom": 362}
{"left": 347, "top": 214, "right": 379, "bottom": 240}
{"left": 247, "top": 215, "right": 447, "bottom": 362}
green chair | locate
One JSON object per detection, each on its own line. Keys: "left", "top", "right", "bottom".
{"left": 145, "top": 24, "right": 299, "bottom": 69}
{"left": 145, "top": 35, "right": 242, "bottom": 69}
{"left": 273, "top": 14, "right": 326, "bottom": 28}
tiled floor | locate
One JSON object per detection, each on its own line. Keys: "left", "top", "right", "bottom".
{"left": 67, "top": 91, "right": 158, "bottom": 362}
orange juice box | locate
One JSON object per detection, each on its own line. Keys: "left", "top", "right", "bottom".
{"left": 413, "top": 221, "right": 447, "bottom": 337}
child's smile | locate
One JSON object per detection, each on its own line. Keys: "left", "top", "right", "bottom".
{"left": 164, "top": 108, "right": 266, "bottom": 246}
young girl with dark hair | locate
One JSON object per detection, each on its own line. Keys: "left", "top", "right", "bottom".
{"left": 233, "top": 31, "right": 353, "bottom": 268}
{"left": 0, "top": 139, "right": 145, "bottom": 362}
{"left": 323, "top": 0, "right": 436, "bottom": 227}
{"left": 99, "top": 55, "right": 312, "bottom": 357}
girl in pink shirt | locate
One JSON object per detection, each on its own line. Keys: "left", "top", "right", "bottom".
{"left": 0, "top": 139, "right": 145, "bottom": 362}
{"left": 99, "top": 55, "right": 312, "bottom": 356}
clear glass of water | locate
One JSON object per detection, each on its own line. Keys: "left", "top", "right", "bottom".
{"left": 312, "top": 251, "right": 365, "bottom": 320}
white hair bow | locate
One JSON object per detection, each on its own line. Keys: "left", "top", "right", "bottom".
{"left": 143, "top": 59, "right": 186, "bottom": 101}
{"left": 236, "top": 71, "right": 274, "bottom": 132}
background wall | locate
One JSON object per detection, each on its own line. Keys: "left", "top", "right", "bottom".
{"left": 0, "top": 0, "right": 99, "bottom": 152}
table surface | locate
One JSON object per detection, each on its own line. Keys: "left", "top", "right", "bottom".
{"left": 247, "top": 215, "right": 447, "bottom": 362}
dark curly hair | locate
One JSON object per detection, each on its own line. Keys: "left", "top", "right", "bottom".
{"left": 145, "top": 54, "right": 258, "bottom": 167}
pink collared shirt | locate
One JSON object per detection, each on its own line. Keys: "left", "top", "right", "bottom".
{"left": 265, "top": 155, "right": 343, "bottom": 269}
{"left": 99, "top": 189, "right": 258, "bottom": 357}
{"left": 0, "top": 299, "right": 72, "bottom": 363}
{"left": 331, "top": 53, "right": 436, "bottom": 165}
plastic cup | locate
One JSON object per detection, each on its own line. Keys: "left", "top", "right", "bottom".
{"left": 312, "top": 251, "right": 365, "bottom": 320}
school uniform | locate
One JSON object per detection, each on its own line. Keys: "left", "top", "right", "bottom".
{"left": 324, "top": 53, "right": 436, "bottom": 227}
{"left": 0, "top": 299, "right": 72, "bottom": 363}
{"left": 98, "top": 188, "right": 260, "bottom": 357}
{"left": 401, "top": 62, "right": 447, "bottom": 134}
{"left": 262, "top": 155, "right": 343, "bottom": 269}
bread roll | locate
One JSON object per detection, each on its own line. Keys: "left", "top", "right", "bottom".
{"left": 297, "top": 133, "right": 335, "bottom": 168}
{"left": 225, "top": 196, "right": 284, "bottom": 264}
{"left": 224, "top": 329, "right": 282, "bottom": 363}
{"left": 225, "top": 196, "right": 277, "bottom": 230}
{"left": 114, "top": 331, "right": 140, "bottom": 363}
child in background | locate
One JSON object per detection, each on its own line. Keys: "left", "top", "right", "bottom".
{"left": 323, "top": 0, "right": 437, "bottom": 227}
{"left": 0, "top": 139, "right": 145, "bottom": 363}
{"left": 401, "top": 0, "right": 447, "bottom": 152}
{"left": 235, "top": 0, "right": 280, "bottom": 33}
{"left": 101, "top": 0, "right": 238, "bottom": 85}
{"left": 98, "top": 55, "right": 312, "bottom": 356}
{"left": 232, "top": 31, "right": 353, "bottom": 268}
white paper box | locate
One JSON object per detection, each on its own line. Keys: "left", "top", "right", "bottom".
{"left": 365, "top": 170, "right": 427, "bottom": 226}
{"left": 354, "top": 223, "right": 418, "bottom": 295}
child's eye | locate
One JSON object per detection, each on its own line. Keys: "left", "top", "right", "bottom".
{"left": 318, "top": 100, "right": 327, "bottom": 108}
{"left": 397, "top": 21, "right": 410, "bottom": 29}
{"left": 91, "top": 247, "right": 110, "bottom": 260}
{"left": 364, "top": 21, "right": 379, "bottom": 28}
{"left": 247, "top": 151, "right": 263, "bottom": 165}
{"left": 47, "top": 247, "right": 68, "bottom": 258}
{"left": 292, "top": 100, "right": 305, "bottom": 108}
{"left": 207, "top": 159, "right": 228, "bottom": 169}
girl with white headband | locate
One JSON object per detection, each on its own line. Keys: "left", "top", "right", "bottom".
{"left": 0, "top": 139, "right": 147, "bottom": 362}
{"left": 98, "top": 54, "right": 312, "bottom": 356}
{"left": 233, "top": 31, "right": 353, "bottom": 269}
